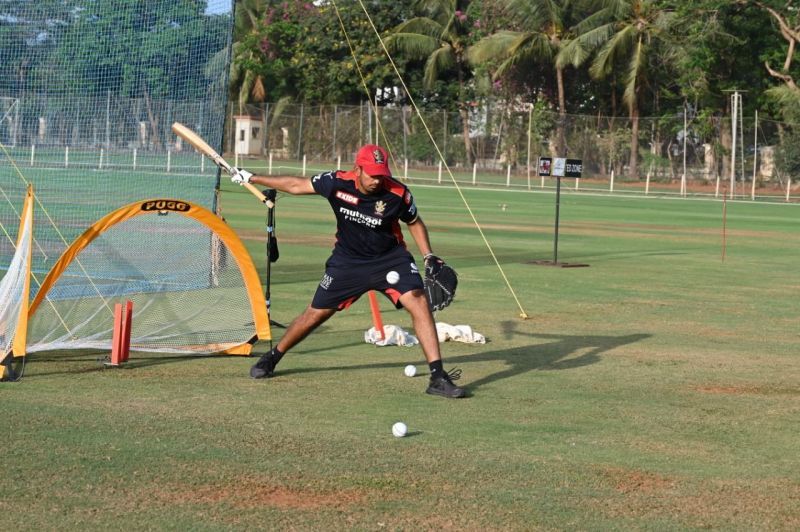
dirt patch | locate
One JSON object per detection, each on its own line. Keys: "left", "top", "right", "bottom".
{"left": 601, "top": 465, "right": 677, "bottom": 494}
{"left": 158, "top": 476, "right": 367, "bottom": 510}
{"left": 594, "top": 466, "right": 800, "bottom": 528}
{"left": 694, "top": 384, "right": 800, "bottom": 396}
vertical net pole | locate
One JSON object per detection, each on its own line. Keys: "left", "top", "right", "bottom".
{"left": 752, "top": 110, "right": 758, "bottom": 200}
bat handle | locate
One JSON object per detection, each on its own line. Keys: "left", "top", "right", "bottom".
{"left": 243, "top": 182, "right": 275, "bottom": 208}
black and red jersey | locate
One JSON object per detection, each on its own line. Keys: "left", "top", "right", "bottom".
{"left": 311, "top": 170, "right": 419, "bottom": 260}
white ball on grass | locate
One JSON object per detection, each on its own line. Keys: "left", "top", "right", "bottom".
{"left": 404, "top": 364, "right": 417, "bottom": 377}
{"left": 386, "top": 270, "right": 400, "bottom": 284}
{"left": 392, "top": 422, "right": 407, "bottom": 438}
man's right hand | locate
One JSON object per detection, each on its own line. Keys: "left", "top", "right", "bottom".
{"left": 231, "top": 168, "right": 253, "bottom": 185}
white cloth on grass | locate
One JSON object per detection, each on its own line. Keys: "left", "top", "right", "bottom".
{"left": 435, "top": 322, "right": 486, "bottom": 344}
{"left": 364, "top": 325, "right": 419, "bottom": 346}
{"left": 364, "top": 323, "right": 487, "bottom": 346}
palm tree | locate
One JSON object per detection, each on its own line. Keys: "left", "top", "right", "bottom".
{"left": 468, "top": 0, "right": 578, "bottom": 155}
{"left": 386, "top": 0, "right": 476, "bottom": 165}
{"left": 229, "top": 0, "right": 269, "bottom": 113}
{"left": 559, "top": 0, "right": 674, "bottom": 178}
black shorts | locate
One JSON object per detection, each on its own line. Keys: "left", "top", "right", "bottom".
{"left": 311, "top": 249, "right": 424, "bottom": 310}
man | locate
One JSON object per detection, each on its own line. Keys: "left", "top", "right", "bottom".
{"left": 230, "top": 144, "right": 465, "bottom": 398}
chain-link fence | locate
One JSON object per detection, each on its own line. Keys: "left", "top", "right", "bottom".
{"left": 4, "top": 97, "right": 796, "bottom": 199}
{"left": 229, "top": 101, "right": 798, "bottom": 201}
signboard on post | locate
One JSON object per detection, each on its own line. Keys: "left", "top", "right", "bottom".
{"left": 538, "top": 157, "right": 552, "bottom": 176}
{"left": 539, "top": 157, "right": 582, "bottom": 178}
{"left": 533, "top": 157, "right": 587, "bottom": 268}
{"left": 563, "top": 159, "right": 583, "bottom": 178}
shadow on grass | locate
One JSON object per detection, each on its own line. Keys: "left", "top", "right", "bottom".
{"left": 21, "top": 330, "right": 362, "bottom": 377}
{"left": 24, "top": 322, "right": 649, "bottom": 393}
{"left": 275, "top": 320, "right": 650, "bottom": 394}
{"left": 445, "top": 320, "right": 651, "bottom": 391}
{"left": 24, "top": 351, "right": 219, "bottom": 376}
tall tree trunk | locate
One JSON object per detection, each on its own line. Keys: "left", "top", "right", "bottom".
{"left": 143, "top": 86, "right": 162, "bottom": 150}
{"left": 555, "top": 65, "right": 567, "bottom": 155}
{"left": 720, "top": 114, "right": 731, "bottom": 180}
{"left": 457, "top": 65, "right": 473, "bottom": 166}
{"left": 629, "top": 102, "right": 639, "bottom": 179}
{"left": 459, "top": 106, "right": 473, "bottom": 166}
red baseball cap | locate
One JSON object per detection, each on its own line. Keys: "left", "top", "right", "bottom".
{"left": 356, "top": 144, "right": 392, "bottom": 177}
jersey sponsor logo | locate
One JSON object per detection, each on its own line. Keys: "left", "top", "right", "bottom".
{"left": 408, "top": 201, "right": 417, "bottom": 218}
{"left": 374, "top": 200, "right": 386, "bottom": 216}
{"left": 338, "top": 206, "right": 382, "bottom": 228}
{"left": 335, "top": 190, "right": 360, "bottom": 205}
{"left": 404, "top": 191, "right": 412, "bottom": 205}
{"left": 141, "top": 199, "right": 190, "bottom": 213}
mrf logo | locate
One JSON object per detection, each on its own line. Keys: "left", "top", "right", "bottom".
{"left": 141, "top": 200, "right": 191, "bottom": 212}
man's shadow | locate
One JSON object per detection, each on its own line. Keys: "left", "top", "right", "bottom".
{"left": 21, "top": 323, "right": 650, "bottom": 392}
{"left": 444, "top": 320, "right": 649, "bottom": 390}
{"left": 282, "top": 320, "right": 650, "bottom": 394}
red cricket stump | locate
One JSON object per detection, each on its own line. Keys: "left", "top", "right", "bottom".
{"left": 367, "top": 291, "right": 385, "bottom": 341}
{"left": 110, "top": 300, "right": 133, "bottom": 365}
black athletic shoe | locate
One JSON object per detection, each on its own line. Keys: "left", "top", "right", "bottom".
{"left": 426, "top": 368, "right": 466, "bottom": 398}
{"left": 250, "top": 351, "right": 280, "bottom": 379}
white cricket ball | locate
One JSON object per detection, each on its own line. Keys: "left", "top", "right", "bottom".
{"left": 386, "top": 270, "right": 400, "bottom": 284}
{"left": 404, "top": 364, "right": 417, "bottom": 377}
{"left": 392, "top": 422, "right": 408, "bottom": 438}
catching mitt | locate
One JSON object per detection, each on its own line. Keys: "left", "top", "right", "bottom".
{"left": 424, "top": 255, "right": 458, "bottom": 312}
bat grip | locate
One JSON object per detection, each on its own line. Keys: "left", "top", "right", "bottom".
{"left": 243, "top": 182, "right": 275, "bottom": 208}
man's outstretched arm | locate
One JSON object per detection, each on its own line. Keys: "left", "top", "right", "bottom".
{"left": 232, "top": 169, "right": 315, "bottom": 195}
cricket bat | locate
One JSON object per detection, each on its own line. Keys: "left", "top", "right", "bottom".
{"left": 171, "top": 122, "right": 274, "bottom": 208}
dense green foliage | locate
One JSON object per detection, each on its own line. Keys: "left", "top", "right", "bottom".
{"left": 232, "top": 1, "right": 798, "bottom": 123}
{"left": 0, "top": 0, "right": 228, "bottom": 99}
{"left": 2, "top": 1, "right": 797, "bottom": 123}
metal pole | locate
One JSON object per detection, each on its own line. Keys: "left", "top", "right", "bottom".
{"left": 332, "top": 104, "right": 337, "bottom": 161}
{"left": 730, "top": 91, "right": 738, "bottom": 199}
{"left": 682, "top": 103, "right": 687, "bottom": 196}
{"left": 739, "top": 94, "right": 745, "bottom": 196}
{"left": 297, "top": 103, "right": 304, "bottom": 160}
{"left": 526, "top": 103, "right": 532, "bottom": 190}
{"left": 264, "top": 102, "right": 270, "bottom": 157}
{"left": 442, "top": 110, "right": 447, "bottom": 161}
{"left": 402, "top": 105, "right": 408, "bottom": 163}
{"left": 13, "top": 100, "right": 18, "bottom": 146}
{"left": 752, "top": 110, "right": 758, "bottom": 200}
{"left": 105, "top": 90, "right": 111, "bottom": 149}
{"left": 553, "top": 177, "right": 562, "bottom": 264}
{"left": 366, "top": 100, "right": 372, "bottom": 144}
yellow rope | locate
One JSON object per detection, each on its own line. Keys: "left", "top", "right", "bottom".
{"left": 332, "top": 0, "right": 529, "bottom": 319}
{"left": 331, "top": 4, "right": 400, "bottom": 170}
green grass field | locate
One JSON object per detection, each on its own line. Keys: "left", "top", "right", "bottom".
{"left": 2, "top": 178, "right": 799, "bottom": 530}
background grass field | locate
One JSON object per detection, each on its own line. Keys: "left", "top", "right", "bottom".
{"left": 2, "top": 174, "right": 799, "bottom": 530}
